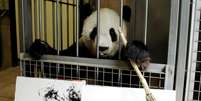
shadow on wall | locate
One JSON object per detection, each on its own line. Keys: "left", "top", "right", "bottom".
{"left": 0, "top": 14, "right": 12, "bottom": 68}
{"left": 0, "top": 16, "right": 2, "bottom": 67}
{"left": 0, "top": 38, "right": 1, "bottom": 67}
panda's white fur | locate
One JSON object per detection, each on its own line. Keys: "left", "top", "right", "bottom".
{"left": 79, "top": 8, "right": 127, "bottom": 58}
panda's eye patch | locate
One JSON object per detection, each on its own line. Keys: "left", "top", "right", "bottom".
{"left": 90, "top": 27, "right": 97, "bottom": 40}
{"left": 110, "top": 28, "right": 117, "bottom": 42}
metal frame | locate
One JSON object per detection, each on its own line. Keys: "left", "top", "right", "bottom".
{"left": 20, "top": 0, "right": 32, "bottom": 52}
{"left": 185, "top": 0, "right": 197, "bottom": 100}
{"left": 7, "top": 0, "right": 18, "bottom": 66}
{"left": 20, "top": 53, "right": 168, "bottom": 88}
{"left": 176, "top": 0, "right": 191, "bottom": 101}
{"left": 166, "top": 0, "right": 180, "bottom": 90}
{"left": 185, "top": 0, "right": 201, "bottom": 100}
{"left": 167, "top": 0, "right": 201, "bottom": 100}
{"left": 20, "top": 53, "right": 167, "bottom": 73}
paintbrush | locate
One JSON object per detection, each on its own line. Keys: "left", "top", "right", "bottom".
{"left": 118, "top": 27, "right": 157, "bottom": 101}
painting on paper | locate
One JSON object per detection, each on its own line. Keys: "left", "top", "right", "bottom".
{"left": 14, "top": 76, "right": 85, "bottom": 101}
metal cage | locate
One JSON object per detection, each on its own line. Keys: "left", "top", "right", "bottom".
{"left": 16, "top": 0, "right": 181, "bottom": 99}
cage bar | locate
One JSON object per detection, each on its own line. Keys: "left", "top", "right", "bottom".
{"left": 76, "top": 0, "right": 79, "bottom": 56}
{"left": 55, "top": 0, "right": 59, "bottom": 54}
{"left": 60, "top": 0, "right": 63, "bottom": 49}
{"left": 176, "top": 0, "right": 191, "bottom": 100}
{"left": 51, "top": 1, "right": 55, "bottom": 48}
{"left": 73, "top": 0, "right": 76, "bottom": 44}
{"left": 118, "top": 0, "right": 123, "bottom": 59}
{"left": 21, "top": 0, "right": 26, "bottom": 52}
{"left": 44, "top": 0, "right": 47, "bottom": 41}
{"left": 20, "top": 0, "right": 33, "bottom": 52}
{"left": 67, "top": 0, "right": 70, "bottom": 48}
{"left": 39, "top": 0, "right": 43, "bottom": 39}
{"left": 73, "top": 0, "right": 76, "bottom": 50}
{"left": 96, "top": 0, "right": 100, "bottom": 58}
{"left": 144, "top": 0, "right": 149, "bottom": 44}
{"left": 34, "top": 0, "right": 39, "bottom": 39}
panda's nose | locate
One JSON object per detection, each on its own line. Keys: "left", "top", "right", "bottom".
{"left": 99, "top": 47, "right": 108, "bottom": 51}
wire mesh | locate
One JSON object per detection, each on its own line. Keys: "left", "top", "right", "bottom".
{"left": 20, "top": 57, "right": 166, "bottom": 89}
{"left": 192, "top": 52, "right": 201, "bottom": 100}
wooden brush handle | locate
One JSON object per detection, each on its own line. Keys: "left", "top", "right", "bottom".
{"left": 129, "top": 59, "right": 151, "bottom": 93}
{"left": 118, "top": 27, "right": 156, "bottom": 101}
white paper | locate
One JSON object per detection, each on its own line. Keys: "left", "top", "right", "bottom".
{"left": 15, "top": 76, "right": 175, "bottom": 101}
{"left": 82, "top": 85, "right": 176, "bottom": 101}
{"left": 14, "top": 76, "right": 86, "bottom": 101}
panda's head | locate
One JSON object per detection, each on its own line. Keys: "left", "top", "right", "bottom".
{"left": 79, "top": 6, "right": 131, "bottom": 58}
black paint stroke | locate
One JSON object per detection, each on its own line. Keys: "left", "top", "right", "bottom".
{"left": 38, "top": 85, "right": 81, "bottom": 101}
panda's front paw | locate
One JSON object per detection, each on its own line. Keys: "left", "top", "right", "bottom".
{"left": 125, "top": 40, "right": 151, "bottom": 70}
{"left": 29, "top": 39, "right": 50, "bottom": 60}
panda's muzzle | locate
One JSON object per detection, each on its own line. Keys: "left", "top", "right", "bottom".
{"left": 99, "top": 46, "right": 108, "bottom": 52}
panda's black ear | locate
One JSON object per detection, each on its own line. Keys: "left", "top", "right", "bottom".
{"left": 80, "top": 3, "right": 93, "bottom": 20}
{"left": 123, "top": 5, "right": 131, "bottom": 22}
{"left": 79, "top": 1, "right": 93, "bottom": 37}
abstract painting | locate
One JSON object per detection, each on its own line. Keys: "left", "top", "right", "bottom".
{"left": 15, "top": 76, "right": 85, "bottom": 101}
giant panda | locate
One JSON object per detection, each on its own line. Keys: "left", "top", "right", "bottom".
{"left": 60, "top": 6, "right": 131, "bottom": 59}
{"left": 28, "top": 3, "right": 150, "bottom": 85}
{"left": 29, "top": 3, "right": 150, "bottom": 70}
{"left": 29, "top": 5, "right": 131, "bottom": 59}
{"left": 78, "top": 8, "right": 128, "bottom": 59}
